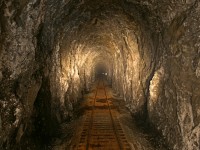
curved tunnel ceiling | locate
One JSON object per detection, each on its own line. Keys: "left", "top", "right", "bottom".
{"left": 51, "top": 0, "right": 156, "bottom": 84}
{"left": 41, "top": 1, "right": 159, "bottom": 126}
{"left": 41, "top": 0, "right": 159, "bottom": 113}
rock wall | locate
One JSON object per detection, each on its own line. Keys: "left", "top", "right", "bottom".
{"left": 136, "top": 0, "right": 200, "bottom": 149}
{"left": 0, "top": 0, "right": 46, "bottom": 148}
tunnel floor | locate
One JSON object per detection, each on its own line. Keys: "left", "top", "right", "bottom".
{"left": 51, "top": 79, "right": 168, "bottom": 150}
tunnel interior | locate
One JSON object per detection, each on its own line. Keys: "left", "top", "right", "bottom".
{"left": 0, "top": 0, "right": 200, "bottom": 149}
{"left": 95, "top": 62, "right": 109, "bottom": 79}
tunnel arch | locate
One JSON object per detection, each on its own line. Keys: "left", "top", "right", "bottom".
{"left": 34, "top": 1, "right": 160, "bottom": 147}
{"left": 48, "top": 0, "right": 158, "bottom": 124}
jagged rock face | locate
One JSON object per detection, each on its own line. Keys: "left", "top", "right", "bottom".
{"left": 138, "top": 0, "right": 200, "bottom": 149}
{"left": 0, "top": 0, "right": 199, "bottom": 149}
{"left": 0, "top": 0, "right": 46, "bottom": 148}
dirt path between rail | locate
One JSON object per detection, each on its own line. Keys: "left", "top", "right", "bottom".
{"left": 51, "top": 80, "right": 169, "bottom": 150}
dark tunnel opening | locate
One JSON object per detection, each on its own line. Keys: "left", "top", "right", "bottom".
{"left": 95, "top": 63, "right": 108, "bottom": 79}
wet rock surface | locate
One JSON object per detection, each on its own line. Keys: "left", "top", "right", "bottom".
{"left": 0, "top": 0, "right": 200, "bottom": 149}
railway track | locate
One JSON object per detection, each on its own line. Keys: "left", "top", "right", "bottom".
{"left": 73, "top": 80, "right": 131, "bottom": 150}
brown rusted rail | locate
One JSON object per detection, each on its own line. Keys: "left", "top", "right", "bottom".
{"left": 102, "top": 80, "right": 122, "bottom": 149}
{"left": 86, "top": 80, "right": 100, "bottom": 149}
{"left": 74, "top": 79, "right": 131, "bottom": 150}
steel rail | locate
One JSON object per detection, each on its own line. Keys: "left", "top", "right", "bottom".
{"left": 102, "top": 79, "right": 123, "bottom": 150}
{"left": 86, "top": 80, "right": 100, "bottom": 150}
{"left": 76, "top": 78, "right": 130, "bottom": 150}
